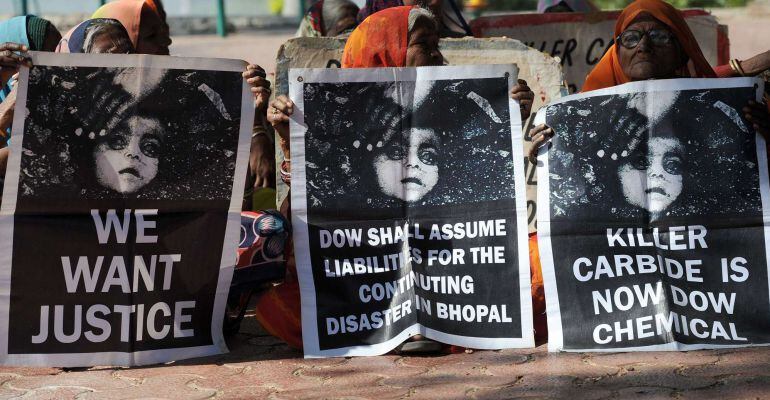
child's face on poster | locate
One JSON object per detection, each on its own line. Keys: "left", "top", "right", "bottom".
{"left": 93, "top": 116, "right": 164, "bottom": 194}
{"left": 618, "top": 136, "right": 684, "bottom": 213}
{"left": 374, "top": 128, "right": 439, "bottom": 203}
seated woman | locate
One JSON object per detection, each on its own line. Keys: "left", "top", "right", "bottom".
{"left": 524, "top": 0, "right": 770, "bottom": 341}
{"left": 92, "top": 0, "right": 277, "bottom": 197}
{"left": 529, "top": 0, "right": 769, "bottom": 158}
{"left": 91, "top": 0, "right": 270, "bottom": 105}
{"left": 262, "top": 5, "right": 535, "bottom": 351}
{"left": 297, "top": 0, "right": 360, "bottom": 37}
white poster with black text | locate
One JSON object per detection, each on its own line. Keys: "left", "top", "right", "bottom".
{"left": 0, "top": 53, "right": 254, "bottom": 366}
{"left": 536, "top": 77, "right": 770, "bottom": 351}
{"left": 289, "top": 65, "right": 533, "bottom": 357}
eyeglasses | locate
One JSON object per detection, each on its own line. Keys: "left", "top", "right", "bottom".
{"left": 616, "top": 29, "right": 676, "bottom": 49}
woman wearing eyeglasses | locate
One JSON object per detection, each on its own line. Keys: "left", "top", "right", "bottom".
{"left": 527, "top": 0, "right": 769, "bottom": 159}
{"left": 523, "top": 0, "right": 769, "bottom": 343}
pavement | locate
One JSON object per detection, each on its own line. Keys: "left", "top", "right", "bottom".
{"left": 2, "top": 306, "right": 770, "bottom": 400}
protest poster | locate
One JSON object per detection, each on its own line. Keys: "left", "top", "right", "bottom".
{"left": 471, "top": 10, "right": 728, "bottom": 93}
{"left": 275, "top": 36, "right": 568, "bottom": 233}
{"left": 535, "top": 77, "right": 770, "bottom": 351}
{"left": 0, "top": 53, "right": 254, "bottom": 366}
{"left": 289, "top": 65, "right": 533, "bottom": 357}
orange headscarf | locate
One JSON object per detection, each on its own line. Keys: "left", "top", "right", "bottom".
{"left": 582, "top": 0, "right": 715, "bottom": 92}
{"left": 341, "top": 5, "right": 416, "bottom": 68}
{"left": 91, "top": 0, "right": 147, "bottom": 49}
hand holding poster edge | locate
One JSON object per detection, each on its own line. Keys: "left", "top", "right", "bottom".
{"left": 289, "top": 65, "right": 535, "bottom": 357}
{"left": 0, "top": 52, "right": 254, "bottom": 366}
{"left": 536, "top": 77, "right": 770, "bottom": 352}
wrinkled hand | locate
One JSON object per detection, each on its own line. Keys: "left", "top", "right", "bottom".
{"left": 267, "top": 95, "right": 293, "bottom": 142}
{"left": 744, "top": 100, "right": 770, "bottom": 140}
{"left": 0, "top": 42, "right": 31, "bottom": 88}
{"left": 527, "top": 123, "right": 553, "bottom": 162}
{"left": 250, "top": 133, "right": 276, "bottom": 189}
{"left": 510, "top": 79, "right": 535, "bottom": 121}
{"left": 243, "top": 64, "right": 271, "bottom": 111}
{"left": 739, "top": 50, "right": 770, "bottom": 76}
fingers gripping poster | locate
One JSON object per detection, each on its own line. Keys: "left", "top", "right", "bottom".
{"left": 289, "top": 65, "right": 533, "bottom": 357}
{"left": 0, "top": 53, "right": 254, "bottom": 366}
{"left": 536, "top": 78, "right": 770, "bottom": 351}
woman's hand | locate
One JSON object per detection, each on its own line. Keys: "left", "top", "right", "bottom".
{"left": 0, "top": 43, "right": 31, "bottom": 89}
{"left": 250, "top": 133, "right": 276, "bottom": 189}
{"left": 243, "top": 64, "right": 271, "bottom": 112}
{"left": 510, "top": 79, "right": 535, "bottom": 121}
{"left": 744, "top": 100, "right": 769, "bottom": 140}
{"left": 527, "top": 123, "right": 553, "bottom": 162}
{"left": 738, "top": 51, "right": 770, "bottom": 76}
{"left": 267, "top": 95, "right": 294, "bottom": 142}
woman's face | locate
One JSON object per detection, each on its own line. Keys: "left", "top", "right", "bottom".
{"left": 617, "top": 15, "right": 684, "bottom": 81}
{"left": 87, "top": 26, "right": 135, "bottom": 54}
{"left": 618, "top": 137, "right": 683, "bottom": 213}
{"left": 93, "top": 116, "right": 164, "bottom": 194}
{"left": 406, "top": 17, "right": 443, "bottom": 67}
{"left": 374, "top": 128, "right": 439, "bottom": 203}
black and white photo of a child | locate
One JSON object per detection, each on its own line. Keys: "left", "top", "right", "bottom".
{"left": 72, "top": 103, "right": 168, "bottom": 197}
{"left": 547, "top": 89, "right": 761, "bottom": 223}
{"left": 17, "top": 66, "right": 243, "bottom": 202}
{"left": 304, "top": 78, "right": 515, "bottom": 214}
{"left": 371, "top": 125, "right": 440, "bottom": 204}
{"left": 616, "top": 119, "right": 684, "bottom": 215}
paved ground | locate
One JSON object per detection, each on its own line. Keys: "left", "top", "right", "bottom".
{"left": 2, "top": 306, "right": 770, "bottom": 400}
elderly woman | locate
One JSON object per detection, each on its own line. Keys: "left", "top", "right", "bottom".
{"left": 524, "top": 0, "right": 770, "bottom": 342}
{"left": 56, "top": 18, "right": 135, "bottom": 54}
{"left": 273, "top": 6, "right": 533, "bottom": 167}
{"left": 261, "top": 5, "right": 534, "bottom": 351}
{"left": 91, "top": 0, "right": 171, "bottom": 55}
{"left": 93, "top": 0, "right": 275, "bottom": 195}
{"left": 528, "top": 0, "right": 769, "bottom": 158}
{"left": 296, "top": 0, "right": 360, "bottom": 37}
